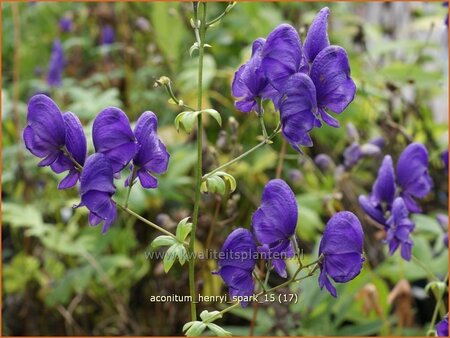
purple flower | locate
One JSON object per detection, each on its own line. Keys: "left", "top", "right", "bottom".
{"left": 78, "top": 153, "right": 117, "bottom": 234}
{"left": 23, "top": 94, "right": 86, "bottom": 189}
{"left": 92, "top": 107, "right": 138, "bottom": 174}
{"left": 125, "top": 111, "right": 170, "bottom": 189}
{"left": 101, "top": 24, "right": 115, "bottom": 45}
{"left": 232, "top": 38, "right": 279, "bottom": 113}
{"left": 251, "top": 179, "right": 298, "bottom": 278}
{"left": 359, "top": 155, "right": 396, "bottom": 225}
{"left": 318, "top": 211, "right": 364, "bottom": 297}
{"left": 47, "top": 39, "right": 65, "bottom": 87}
{"left": 386, "top": 197, "right": 414, "bottom": 261}
{"left": 436, "top": 314, "right": 449, "bottom": 337}
{"left": 396, "top": 143, "right": 432, "bottom": 213}
{"left": 441, "top": 149, "right": 448, "bottom": 173}
{"left": 214, "top": 228, "right": 257, "bottom": 307}
{"left": 261, "top": 9, "right": 356, "bottom": 151}
{"left": 59, "top": 17, "right": 72, "bottom": 33}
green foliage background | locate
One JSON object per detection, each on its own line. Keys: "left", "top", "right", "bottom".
{"left": 2, "top": 2, "right": 448, "bottom": 336}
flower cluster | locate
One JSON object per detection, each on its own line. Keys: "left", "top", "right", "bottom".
{"left": 359, "top": 143, "right": 433, "bottom": 260}
{"left": 232, "top": 7, "right": 356, "bottom": 151}
{"left": 23, "top": 94, "right": 169, "bottom": 233}
{"left": 215, "top": 179, "right": 364, "bottom": 303}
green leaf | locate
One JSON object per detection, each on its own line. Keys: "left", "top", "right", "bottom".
{"left": 207, "top": 175, "right": 226, "bottom": 195}
{"left": 215, "top": 171, "right": 237, "bottom": 192}
{"left": 176, "top": 217, "right": 192, "bottom": 241}
{"left": 175, "top": 111, "right": 200, "bottom": 133}
{"left": 202, "top": 172, "right": 237, "bottom": 195}
{"left": 206, "top": 323, "right": 232, "bottom": 336}
{"left": 185, "top": 321, "right": 207, "bottom": 336}
{"left": 151, "top": 235, "right": 177, "bottom": 249}
{"left": 163, "top": 245, "right": 178, "bottom": 273}
{"left": 201, "top": 109, "right": 222, "bottom": 127}
{"left": 175, "top": 244, "right": 188, "bottom": 266}
{"left": 200, "top": 310, "right": 222, "bottom": 321}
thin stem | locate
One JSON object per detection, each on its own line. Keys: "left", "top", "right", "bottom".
{"left": 188, "top": 2, "right": 208, "bottom": 322}
{"left": 276, "top": 138, "right": 287, "bottom": 178}
{"left": 264, "top": 261, "right": 271, "bottom": 289}
{"left": 61, "top": 146, "right": 83, "bottom": 171}
{"left": 428, "top": 273, "right": 448, "bottom": 335}
{"left": 259, "top": 115, "right": 268, "bottom": 140}
{"left": 124, "top": 165, "right": 138, "bottom": 208}
{"left": 253, "top": 271, "right": 266, "bottom": 291}
{"left": 202, "top": 124, "right": 281, "bottom": 180}
{"left": 116, "top": 204, "right": 184, "bottom": 244}
{"left": 206, "top": 2, "right": 236, "bottom": 27}
{"left": 162, "top": 79, "right": 195, "bottom": 111}
{"left": 412, "top": 255, "right": 439, "bottom": 281}
{"left": 291, "top": 236, "right": 303, "bottom": 267}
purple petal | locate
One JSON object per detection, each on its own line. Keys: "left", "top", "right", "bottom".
{"left": 279, "top": 73, "right": 319, "bottom": 151}
{"left": 310, "top": 46, "right": 356, "bottom": 113}
{"left": 24, "top": 94, "right": 65, "bottom": 157}
{"left": 63, "top": 112, "right": 87, "bottom": 166}
{"left": 318, "top": 268, "right": 337, "bottom": 297}
{"left": 319, "top": 107, "right": 340, "bottom": 128}
{"left": 218, "top": 228, "right": 257, "bottom": 271}
{"left": 58, "top": 169, "right": 80, "bottom": 189}
{"left": 343, "top": 142, "right": 362, "bottom": 168}
{"left": 436, "top": 314, "right": 449, "bottom": 337}
{"left": 303, "top": 7, "right": 330, "bottom": 63}
{"left": 82, "top": 190, "right": 117, "bottom": 233}
{"left": 136, "top": 170, "right": 158, "bottom": 189}
{"left": 79, "top": 153, "right": 115, "bottom": 194}
{"left": 133, "top": 111, "right": 170, "bottom": 175}
{"left": 219, "top": 266, "right": 255, "bottom": 307}
{"left": 372, "top": 155, "right": 396, "bottom": 207}
{"left": 358, "top": 195, "right": 386, "bottom": 225}
{"left": 261, "top": 24, "right": 303, "bottom": 91}
{"left": 252, "top": 179, "right": 298, "bottom": 245}
{"left": 319, "top": 211, "right": 364, "bottom": 256}
{"left": 386, "top": 197, "right": 415, "bottom": 261}
{"left": 92, "top": 107, "right": 138, "bottom": 173}
{"left": 323, "top": 252, "right": 364, "bottom": 283}
{"left": 397, "top": 143, "right": 432, "bottom": 200}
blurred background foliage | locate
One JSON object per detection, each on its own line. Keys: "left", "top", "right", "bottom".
{"left": 2, "top": 1, "right": 448, "bottom": 336}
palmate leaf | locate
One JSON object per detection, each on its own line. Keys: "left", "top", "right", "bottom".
{"left": 175, "top": 109, "right": 222, "bottom": 133}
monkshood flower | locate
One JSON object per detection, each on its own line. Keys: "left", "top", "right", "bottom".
{"left": 252, "top": 179, "right": 297, "bottom": 278}
{"left": 314, "top": 153, "right": 335, "bottom": 172}
{"left": 386, "top": 197, "right": 414, "bottom": 261}
{"left": 359, "top": 155, "right": 396, "bottom": 225}
{"left": 125, "top": 111, "right": 170, "bottom": 189}
{"left": 23, "top": 94, "right": 86, "bottom": 189}
{"left": 231, "top": 38, "right": 279, "bottom": 114}
{"left": 343, "top": 142, "right": 381, "bottom": 169}
{"left": 92, "top": 107, "right": 138, "bottom": 175}
{"left": 436, "top": 314, "right": 449, "bottom": 337}
{"left": 47, "top": 39, "right": 65, "bottom": 87}
{"left": 261, "top": 8, "right": 356, "bottom": 150}
{"left": 213, "top": 228, "right": 257, "bottom": 307}
{"left": 396, "top": 143, "right": 433, "bottom": 213}
{"left": 318, "top": 211, "right": 364, "bottom": 297}
{"left": 101, "top": 24, "right": 115, "bottom": 45}
{"left": 359, "top": 142, "right": 432, "bottom": 223}
{"left": 59, "top": 17, "right": 73, "bottom": 33}
{"left": 77, "top": 153, "right": 117, "bottom": 234}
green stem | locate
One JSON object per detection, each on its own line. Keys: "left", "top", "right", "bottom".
{"left": 188, "top": 2, "right": 208, "bottom": 322}
{"left": 162, "top": 80, "right": 195, "bottom": 111}
{"left": 264, "top": 261, "right": 271, "bottom": 289}
{"left": 412, "top": 255, "right": 439, "bottom": 281}
{"left": 61, "top": 146, "right": 83, "bottom": 172}
{"left": 206, "top": 2, "right": 236, "bottom": 27}
{"left": 428, "top": 273, "right": 448, "bottom": 335}
{"left": 202, "top": 123, "right": 281, "bottom": 180}
{"left": 116, "top": 204, "right": 182, "bottom": 243}
{"left": 124, "top": 165, "right": 138, "bottom": 208}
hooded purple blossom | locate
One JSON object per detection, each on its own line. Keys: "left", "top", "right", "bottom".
{"left": 92, "top": 107, "right": 138, "bottom": 174}
{"left": 251, "top": 179, "right": 298, "bottom": 278}
{"left": 47, "top": 39, "right": 65, "bottom": 87}
{"left": 359, "top": 155, "right": 396, "bottom": 225}
{"left": 396, "top": 143, "right": 432, "bottom": 213}
{"left": 23, "top": 94, "right": 86, "bottom": 189}
{"left": 260, "top": 9, "right": 356, "bottom": 151}
{"left": 101, "top": 24, "right": 115, "bottom": 45}
{"left": 78, "top": 153, "right": 117, "bottom": 234}
{"left": 436, "top": 314, "right": 449, "bottom": 337}
{"left": 386, "top": 197, "right": 414, "bottom": 261}
{"left": 318, "top": 211, "right": 364, "bottom": 297}
{"left": 125, "top": 111, "right": 170, "bottom": 189}
{"left": 232, "top": 38, "right": 279, "bottom": 113}
{"left": 214, "top": 228, "right": 257, "bottom": 307}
